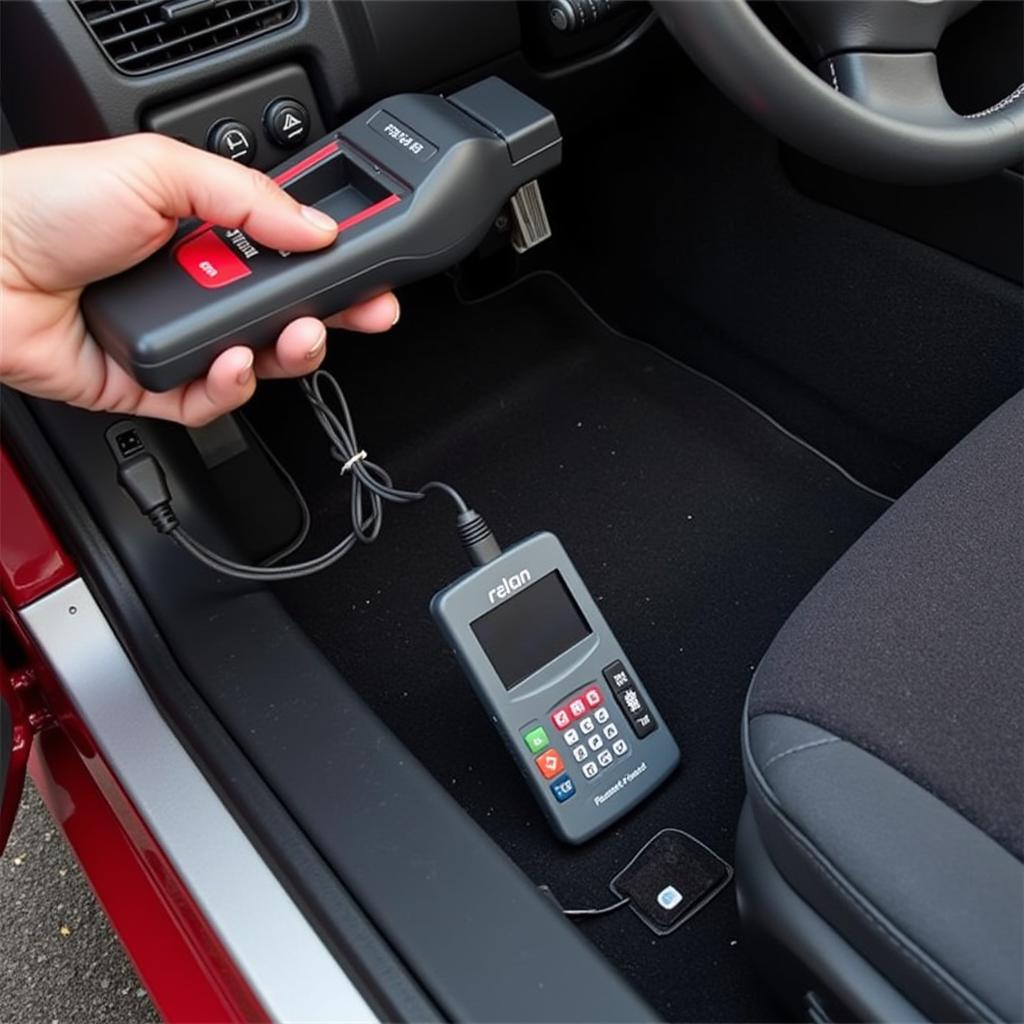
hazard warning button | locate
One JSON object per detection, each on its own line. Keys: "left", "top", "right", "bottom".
{"left": 264, "top": 98, "right": 310, "bottom": 149}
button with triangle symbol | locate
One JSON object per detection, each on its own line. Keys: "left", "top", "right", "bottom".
{"left": 264, "top": 98, "right": 310, "bottom": 149}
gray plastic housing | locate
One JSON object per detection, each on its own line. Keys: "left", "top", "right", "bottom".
{"left": 431, "top": 532, "right": 680, "bottom": 844}
{"left": 81, "top": 78, "right": 561, "bottom": 391}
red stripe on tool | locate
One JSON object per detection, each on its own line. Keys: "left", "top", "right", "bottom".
{"left": 336, "top": 192, "right": 401, "bottom": 233}
{"left": 175, "top": 140, "right": 399, "bottom": 250}
{"left": 273, "top": 139, "right": 342, "bottom": 187}
{"left": 175, "top": 140, "right": 343, "bottom": 250}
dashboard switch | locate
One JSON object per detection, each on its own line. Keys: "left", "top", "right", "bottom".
{"left": 207, "top": 120, "right": 256, "bottom": 165}
{"left": 547, "top": 0, "right": 627, "bottom": 33}
{"left": 264, "top": 98, "right": 310, "bottom": 148}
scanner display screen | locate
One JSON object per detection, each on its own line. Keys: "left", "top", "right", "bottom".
{"left": 471, "top": 571, "right": 591, "bottom": 689}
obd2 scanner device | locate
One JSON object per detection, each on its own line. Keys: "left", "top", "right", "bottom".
{"left": 432, "top": 533, "right": 680, "bottom": 843}
{"left": 83, "top": 78, "right": 561, "bottom": 390}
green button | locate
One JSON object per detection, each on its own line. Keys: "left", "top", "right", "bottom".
{"left": 523, "top": 726, "right": 550, "bottom": 754}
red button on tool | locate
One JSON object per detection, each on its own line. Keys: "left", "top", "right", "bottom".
{"left": 551, "top": 707, "right": 572, "bottom": 731}
{"left": 583, "top": 686, "right": 603, "bottom": 709}
{"left": 568, "top": 697, "right": 587, "bottom": 720}
{"left": 535, "top": 749, "right": 565, "bottom": 779}
{"left": 176, "top": 230, "right": 252, "bottom": 289}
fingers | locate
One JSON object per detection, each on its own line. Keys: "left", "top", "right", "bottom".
{"left": 237, "top": 289, "right": 403, "bottom": 381}
{"left": 113, "top": 291, "right": 400, "bottom": 426}
{"left": 252, "top": 290, "right": 399, "bottom": 379}
{"left": 135, "top": 134, "right": 339, "bottom": 254}
{"left": 253, "top": 317, "right": 327, "bottom": 379}
{"left": 127, "top": 346, "right": 256, "bottom": 427}
{"left": 324, "top": 292, "right": 401, "bottom": 333}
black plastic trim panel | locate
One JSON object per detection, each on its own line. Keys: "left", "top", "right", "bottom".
{"left": 145, "top": 63, "right": 327, "bottom": 173}
{"left": 0, "top": 2, "right": 524, "bottom": 150}
{"left": 0, "top": 0, "right": 359, "bottom": 146}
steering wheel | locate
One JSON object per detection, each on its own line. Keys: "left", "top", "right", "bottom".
{"left": 652, "top": 0, "right": 1024, "bottom": 183}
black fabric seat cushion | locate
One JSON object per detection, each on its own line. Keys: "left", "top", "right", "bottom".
{"left": 744, "top": 391, "right": 1024, "bottom": 1021}
{"left": 751, "top": 391, "right": 1023, "bottom": 859}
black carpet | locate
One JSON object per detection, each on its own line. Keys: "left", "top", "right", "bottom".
{"left": 249, "top": 273, "right": 888, "bottom": 1022}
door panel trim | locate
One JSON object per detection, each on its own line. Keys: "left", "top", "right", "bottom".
{"left": 21, "top": 577, "right": 378, "bottom": 1024}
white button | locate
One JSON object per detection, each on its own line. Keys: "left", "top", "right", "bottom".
{"left": 588, "top": 734, "right": 603, "bottom": 751}
{"left": 564, "top": 728, "right": 579, "bottom": 745}
{"left": 597, "top": 749, "right": 613, "bottom": 767}
{"left": 580, "top": 717, "right": 595, "bottom": 734}
{"left": 603, "top": 723, "right": 619, "bottom": 740}
{"left": 594, "top": 707, "right": 610, "bottom": 724}
{"left": 582, "top": 762, "right": 598, "bottom": 779}
{"left": 612, "top": 738, "right": 628, "bottom": 756}
{"left": 657, "top": 885, "right": 683, "bottom": 911}
{"left": 572, "top": 744, "right": 588, "bottom": 762}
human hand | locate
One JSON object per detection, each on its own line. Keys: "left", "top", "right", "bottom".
{"left": 0, "top": 134, "right": 399, "bottom": 426}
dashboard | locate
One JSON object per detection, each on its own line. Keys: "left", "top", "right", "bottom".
{"left": 0, "top": 0, "right": 651, "bottom": 164}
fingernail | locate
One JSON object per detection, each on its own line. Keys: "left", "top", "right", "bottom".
{"left": 390, "top": 297, "right": 401, "bottom": 327}
{"left": 306, "top": 326, "right": 327, "bottom": 360}
{"left": 301, "top": 206, "right": 338, "bottom": 233}
{"left": 236, "top": 352, "right": 254, "bottom": 386}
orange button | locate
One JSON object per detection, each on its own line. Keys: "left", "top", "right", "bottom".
{"left": 535, "top": 749, "right": 564, "bottom": 779}
{"left": 176, "top": 230, "right": 252, "bottom": 289}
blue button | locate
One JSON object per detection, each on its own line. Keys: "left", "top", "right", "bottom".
{"left": 550, "top": 774, "right": 575, "bottom": 802}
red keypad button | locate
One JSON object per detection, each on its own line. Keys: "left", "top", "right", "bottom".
{"left": 535, "top": 749, "right": 564, "bottom": 779}
{"left": 551, "top": 707, "right": 572, "bottom": 731}
{"left": 583, "top": 686, "right": 603, "bottom": 709}
{"left": 568, "top": 697, "right": 587, "bottom": 720}
{"left": 176, "top": 230, "right": 252, "bottom": 289}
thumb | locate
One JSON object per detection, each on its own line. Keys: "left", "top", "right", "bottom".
{"left": 136, "top": 134, "right": 338, "bottom": 252}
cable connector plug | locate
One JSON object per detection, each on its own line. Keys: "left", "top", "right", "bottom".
{"left": 106, "top": 421, "right": 179, "bottom": 534}
{"left": 456, "top": 509, "right": 501, "bottom": 566}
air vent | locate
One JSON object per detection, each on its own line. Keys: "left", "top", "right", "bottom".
{"left": 71, "top": 0, "right": 299, "bottom": 76}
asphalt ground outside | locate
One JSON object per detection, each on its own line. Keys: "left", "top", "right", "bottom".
{"left": 0, "top": 779, "right": 160, "bottom": 1024}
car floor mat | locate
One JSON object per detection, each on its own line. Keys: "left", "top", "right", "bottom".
{"left": 247, "top": 272, "right": 889, "bottom": 1022}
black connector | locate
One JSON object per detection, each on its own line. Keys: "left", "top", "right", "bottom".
{"left": 104, "top": 374, "right": 488, "bottom": 580}
{"left": 106, "top": 421, "right": 179, "bottom": 534}
{"left": 113, "top": 427, "right": 144, "bottom": 459}
{"left": 456, "top": 509, "right": 501, "bottom": 566}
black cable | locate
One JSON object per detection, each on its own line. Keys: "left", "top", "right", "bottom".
{"left": 537, "top": 885, "right": 630, "bottom": 918}
{"left": 561, "top": 896, "right": 631, "bottom": 918}
{"left": 110, "top": 369, "right": 499, "bottom": 580}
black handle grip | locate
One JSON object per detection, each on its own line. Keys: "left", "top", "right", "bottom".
{"left": 82, "top": 78, "right": 561, "bottom": 392}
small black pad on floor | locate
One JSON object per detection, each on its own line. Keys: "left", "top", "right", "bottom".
{"left": 610, "top": 829, "right": 733, "bottom": 935}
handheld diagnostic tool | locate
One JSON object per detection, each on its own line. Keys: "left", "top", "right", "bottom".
{"left": 431, "top": 533, "right": 679, "bottom": 843}
{"left": 82, "top": 78, "right": 561, "bottom": 392}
